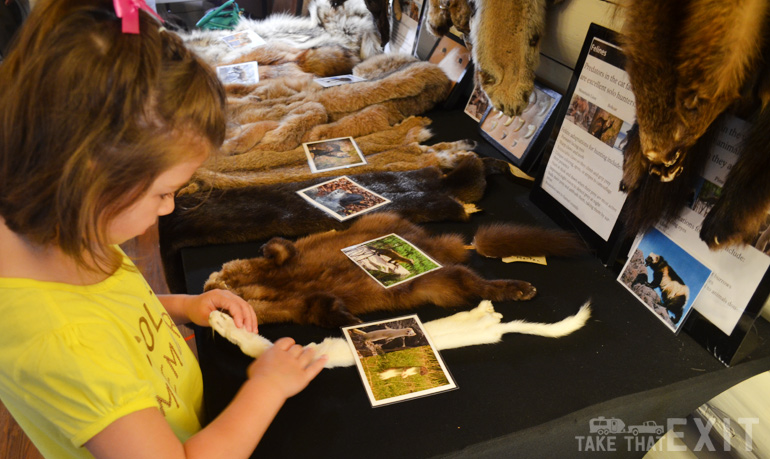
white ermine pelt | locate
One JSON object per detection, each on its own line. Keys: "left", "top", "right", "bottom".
{"left": 209, "top": 300, "right": 592, "bottom": 368}
{"left": 180, "top": 0, "right": 381, "bottom": 65}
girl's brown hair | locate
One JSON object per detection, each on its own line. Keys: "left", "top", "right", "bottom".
{"left": 0, "top": 0, "right": 226, "bottom": 273}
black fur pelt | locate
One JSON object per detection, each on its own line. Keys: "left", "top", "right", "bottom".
{"left": 159, "top": 156, "right": 504, "bottom": 293}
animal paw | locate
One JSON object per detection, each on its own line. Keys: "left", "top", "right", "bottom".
{"left": 305, "top": 293, "right": 363, "bottom": 328}
{"left": 699, "top": 200, "right": 759, "bottom": 249}
{"left": 507, "top": 280, "right": 537, "bottom": 300}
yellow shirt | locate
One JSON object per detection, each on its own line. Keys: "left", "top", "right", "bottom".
{"left": 0, "top": 255, "right": 203, "bottom": 458}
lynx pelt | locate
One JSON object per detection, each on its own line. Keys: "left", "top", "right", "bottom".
{"left": 618, "top": 0, "right": 770, "bottom": 248}
{"left": 425, "top": 0, "right": 546, "bottom": 117}
{"left": 209, "top": 300, "right": 592, "bottom": 368}
{"left": 204, "top": 213, "right": 587, "bottom": 327}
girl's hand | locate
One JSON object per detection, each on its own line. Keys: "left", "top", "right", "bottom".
{"left": 185, "top": 289, "right": 258, "bottom": 333}
{"left": 247, "top": 338, "right": 328, "bottom": 400}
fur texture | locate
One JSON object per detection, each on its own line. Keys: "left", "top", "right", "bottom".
{"left": 159, "top": 156, "right": 498, "bottom": 292}
{"left": 208, "top": 300, "right": 592, "bottom": 367}
{"left": 426, "top": 0, "right": 546, "bottom": 117}
{"left": 180, "top": 0, "right": 382, "bottom": 63}
{"left": 203, "top": 213, "right": 587, "bottom": 327}
{"left": 618, "top": 0, "right": 770, "bottom": 248}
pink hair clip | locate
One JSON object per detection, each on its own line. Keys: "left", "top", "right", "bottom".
{"left": 113, "top": 0, "right": 164, "bottom": 34}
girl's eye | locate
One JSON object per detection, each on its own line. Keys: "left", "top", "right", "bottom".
{"left": 160, "top": 193, "right": 174, "bottom": 199}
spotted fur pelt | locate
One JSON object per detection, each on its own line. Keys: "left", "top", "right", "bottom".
{"left": 180, "top": 0, "right": 382, "bottom": 63}
{"left": 203, "top": 212, "right": 587, "bottom": 327}
{"left": 160, "top": 156, "right": 506, "bottom": 293}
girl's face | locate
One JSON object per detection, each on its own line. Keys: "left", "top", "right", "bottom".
{"left": 106, "top": 154, "right": 206, "bottom": 245}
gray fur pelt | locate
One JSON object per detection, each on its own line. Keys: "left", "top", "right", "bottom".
{"left": 180, "top": 0, "right": 382, "bottom": 64}
{"left": 160, "top": 156, "right": 508, "bottom": 293}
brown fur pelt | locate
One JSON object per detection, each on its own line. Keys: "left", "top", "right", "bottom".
{"left": 203, "top": 212, "right": 587, "bottom": 327}
{"left": 181, "top": 117, "right": 479, "bottom": 194}
{"left": 618, "top": 0, "right": 770, "bottom": 248}
{"left": 160, "top": 156, "right": 500, "bottom": 292}
{"left": 425, "top": 0, "right": 546, "bottom": 117}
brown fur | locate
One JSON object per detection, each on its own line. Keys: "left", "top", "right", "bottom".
{"left": 203, "top": 213, "right": 585, "bottom": 327}
{"left": 619, "top": 0, "right": 768, "bottom": 184}
{"left": 473, "top": 224, "right": 588, "bottom": 258}
{"left": 618, "top": 0, "right": 770, "bottom": 248}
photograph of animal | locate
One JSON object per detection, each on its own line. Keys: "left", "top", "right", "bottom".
{"left": 204, "top": 212, "right": 588, "bottom": 327}
{"left": 643, "top": 252, "right": 690, "bottom": 323}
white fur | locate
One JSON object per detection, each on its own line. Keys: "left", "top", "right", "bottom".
{"left": 208, "top": 300, "right": 592, "bottom": 369}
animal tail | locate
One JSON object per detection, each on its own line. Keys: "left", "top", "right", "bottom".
{"left": 499, "top": 302, "right": 592, "bottom": 338}
{"left": 472, "top": 223, "right": 589, "bottom": 258}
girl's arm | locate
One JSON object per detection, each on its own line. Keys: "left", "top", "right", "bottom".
{"left": 85, "top": 338, "right": 327, "bottom": 459}
{"left": 158, "top": 289, "right": 258, "bottom": 333}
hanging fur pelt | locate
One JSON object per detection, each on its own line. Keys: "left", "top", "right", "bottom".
{"left": 425, "top": 0, "right": 548, "bottom": 117}
{"left": 208, "top": 299, "right": 592, "bottom": 368}
{"left": 618, "top": 0, "right": 770, "bottom": 248}
{"left": 180, "top": 0, "right": 383, "bottom": 63}
{"left": 160, "top": 156, "right": 500, "bottom": 293}
{"left": 203, "top": 212, "right": 588, "bottom": 327}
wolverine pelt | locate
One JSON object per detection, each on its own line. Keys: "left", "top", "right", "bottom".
{"left": 426, "top": 0, "right": 547, "bottom": 117}
{"left": 618, "top": 0, "right": 770, "bottom": 249}
{"left": 203, "top": 213, "right": 587, "bottom": 327}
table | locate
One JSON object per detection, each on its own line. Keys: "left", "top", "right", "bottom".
{"left": 175, "top": 109, "right": 770, "bottom": 458}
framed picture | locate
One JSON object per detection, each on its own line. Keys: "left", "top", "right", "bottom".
{"left": 478, "top": 81, "right": 562, "bottom": 174}
{"left": 427, "top": 33, "right": 473, "bottom": 109}
{"left": 303, "top": 137, "right": 367, "bottom": 173}
{"left": 296, "top": 176, "right": 391, "bottom": 221}
{"left": 342, "top": 314, "right": 457, "bottom": 407}
{"left": 529, "top": 23, "right": 632, "bottom": 266}
{"left": 385, "top": 0, "right": 426, "bottom": 56}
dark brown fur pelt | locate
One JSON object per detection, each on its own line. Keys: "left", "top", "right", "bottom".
{"left": 473, "top": 224, "right": 588, "bottom": 258}
{"left": 618, "top": 0, "right": 768, "bottom": 184}
{"left": 203, "top": 212, "right": 584, "bottom": 327}
{"left": 160, "top": 156, "right": 500, "bottom": 293}
{"left": 618, "top": 0, "right": 770, "bottom": 248}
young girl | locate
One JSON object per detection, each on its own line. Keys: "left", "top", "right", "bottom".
{"left": 0, "top": 0, "right": 327, "bottom": 457}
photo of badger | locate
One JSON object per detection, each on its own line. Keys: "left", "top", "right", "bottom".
{"left": 618, "top": 229, "right": 712, "bottom": 332}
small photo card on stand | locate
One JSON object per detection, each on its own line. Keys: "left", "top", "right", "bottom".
{"left": 427, "top": 33, "right": 473, "bottom": 109}
{"left": 342, "top": 314, "right": 457, "bottom": 407}
{"left": 303, "top": 137, "right": 367, "bottom": 173}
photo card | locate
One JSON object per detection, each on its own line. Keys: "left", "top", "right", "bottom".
{"left": 464, "top": 82, "right": 491, "bottom": 122}
{"left": 427, "top": 33, "right": 473, "bottom": 109}
{"left": 303, "top": 137, "right": 367, "bottom": 173}
{"left": 618, "top": 229, "right": 712, "bottom": 333}
{"left": 314, "top": 74, "right": 367, "bottom": 88}
{"left": 216, "top": 61, "right": 259, "bottom": 85}
{"left": 385, "top": 0, "right": 426, "bottom": 56}
{"left": 221, "top": 29, "right": 266, "bottom": 49}
{"left": 342, "top": 314, "right": 457, "bottom": 407}
{"left": 479, "top": 81, "right": 562, "bottom": 174}
{"left": 341, "top": 234, "right": 442, "bottom": 288}
{"left": 296, "top": 176, "right": 391, "bottom": 221}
